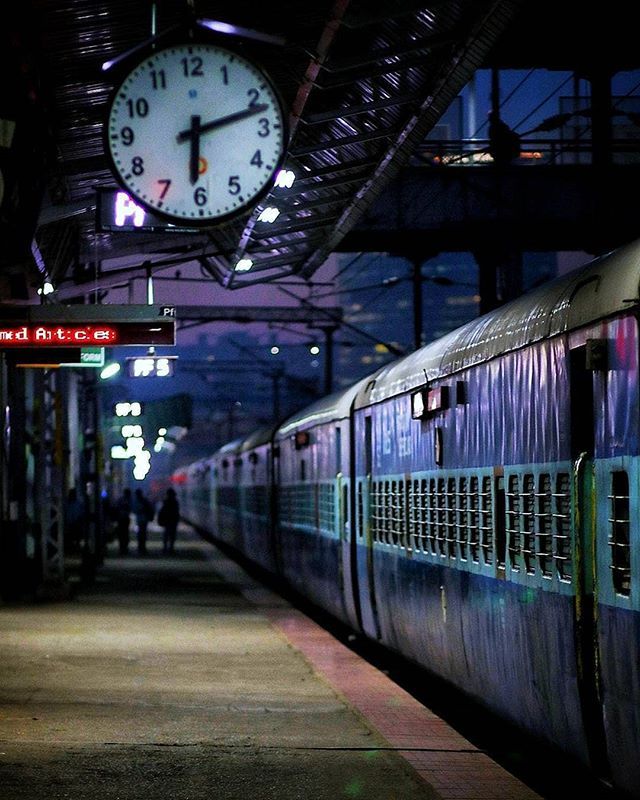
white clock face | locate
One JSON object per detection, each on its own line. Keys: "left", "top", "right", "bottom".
{"left": 106, "top": 42, "right": 286, "bottom": 225}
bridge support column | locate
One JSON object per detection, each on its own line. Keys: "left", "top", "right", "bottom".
{"left": 473, "top": 245, "right": 522, "bottom": 314}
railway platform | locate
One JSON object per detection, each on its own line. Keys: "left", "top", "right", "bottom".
{"left": 0, "top": 523, "right": 542, "bottom": 800}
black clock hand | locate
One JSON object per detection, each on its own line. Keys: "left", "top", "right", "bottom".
{"left": 176, "top": 104, "right": 268, "bottom": 143}
{"left": 188, "top": 115, "right": 201, "bottom": 186}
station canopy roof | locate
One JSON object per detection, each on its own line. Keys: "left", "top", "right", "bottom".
{"left": 2, "top": 1, "right": 636, "bottom": 302}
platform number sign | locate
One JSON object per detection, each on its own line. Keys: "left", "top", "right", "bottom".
{"left": 126, "top": 356, "right": 176, "bottom": 378}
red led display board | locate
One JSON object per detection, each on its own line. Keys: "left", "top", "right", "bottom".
{"left": 0, "top": 305, "right": 176, "bottom": 347}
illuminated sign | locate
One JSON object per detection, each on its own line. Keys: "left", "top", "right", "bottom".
{"left": 126, "top": 356, "right": 177, "bottom": 377}
{"left": 0, "top": 325, "right": 118, "bottom": 345}
{"left": 0, "top": 305, "right": 176, "bottom": 347}
{"left": 114, "top": 402, "right": 143, "bottom": 417}
{"left": 96, "top": 188, "right": 198, "bottom": 233}
{"left": 62, "top": 347, "right": 105, "bottom": 368}
{"left": 411, "top": 386, "right": 449, "bottom": 419}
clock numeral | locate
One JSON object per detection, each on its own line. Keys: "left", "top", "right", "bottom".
{"left": 150, "top": 69, "right": 167, "bottom": 90}
{"left": 126, "top": 98, "right": 149, "bottom": 118}
{"left": 120, "top": 126, "right": 134, "bottom": 146}
{"left": 250, "top": 150, "right": 264, "bottom": 168}
{"left": 181, "top": 57, "right": 204, "bottom": 77}
{"left": 157, "top": 179, "right": 172, "bottom": 199}
{"left": 220, "top": 65, "right": 229, "bottom": 85}
{"left": 257, "top": 118, "right": 271, "bottom": 138}
{"left": 228, "top": 176, "right": 241, "bottom": 196}
{"left": 247, "top": 88, "right": 260, "bottom": 108}
{"left": 194, "top": 187, "right": 208, "bottom": 206}
{"left": 131, "top": 156, "right": 145, "bottom": 176}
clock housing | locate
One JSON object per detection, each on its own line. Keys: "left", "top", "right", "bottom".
{"left": 105, "top": 42, "right": 287, "bottom": 226}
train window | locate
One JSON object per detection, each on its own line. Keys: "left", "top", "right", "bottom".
{"left": 609, "top": 471, "right": 631, "bottom": 596}
{"left": 446, "top": 477, "right": 456, "bottom": 559}
{"left": 457, "top": 477, "right": 468, "bottom": 561}
{"left": 469, "top": 476, "right": 480, "bottom": 563}
{"left": 397, "top": 480, "right": 406, "bottom": 547}
{"left": 357, "top": 482, "right": 364, "bottom": 539}
{"left": 371, "top": 481, "right": 380, "bottom": 543}
{"left": 427, "top": 477, "right": 437, "bottom": 555}
{"left": 522, "top": 474, "right": 536, "bottom": 575}
{"left": 300, "top": 459, "right": 306, "bottom": 482}
{"left": 480, "top": 476, "right": 493, "bottom": 565}
{"left": 554, "top": 473, "right": 573, "bottom": 582}
{"left": 389, "top": 480, "right": 397, "bottom": 545}
{"left": 506, "top": 475, "right": 521, "bottom": 572}
{"left": 436, "top": 477, "right": 447, "bottom": 556}
{"left": 409, "top": 479, "right": 425, "bottom": 552}
{"left": 335, "top": 426, "right": 342, "bottom": 475}
{"left": 495, "top": 476, "right": 506, "bottom": 569}
{"left": 537, "top": 474, "right": 553, "bottom": 577}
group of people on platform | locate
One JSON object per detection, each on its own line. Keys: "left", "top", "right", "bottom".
{"left": 113, "top": 486, "right": 180, "bottom": 557}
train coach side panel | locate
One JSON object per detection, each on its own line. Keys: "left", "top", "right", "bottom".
{"left": 277, "top": 422, "right": 350, "bottom": 623}
{"left": 355, "top": 336, "right": 589, "bottom": 760}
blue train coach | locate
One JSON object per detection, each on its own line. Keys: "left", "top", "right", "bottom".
{"left": 178, "top": 238, "right": 640, "bottom": 797}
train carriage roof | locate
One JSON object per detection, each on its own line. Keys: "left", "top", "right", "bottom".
{"left": 355, "top": 237, "right": 640, "bottom": 407}
{"left": 276, "top": 375, "right": 373, "bottom": 439}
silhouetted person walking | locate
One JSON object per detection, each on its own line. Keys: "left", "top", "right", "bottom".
{"left": 158, "top": 488, "right": 180, "bottom": 555}
{"left": 132, "top": 488, "right": 154, "bottom": 555}
{"left": 488, "top": 111, "right": 521, "bottom": 165}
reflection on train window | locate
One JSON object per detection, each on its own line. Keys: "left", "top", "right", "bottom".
{"left": 609, "top": 471, "right": 631, "bottom": 596}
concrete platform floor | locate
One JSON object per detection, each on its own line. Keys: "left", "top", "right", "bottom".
{"left": 0, "top": 525, "right": 541, "bottom": 800}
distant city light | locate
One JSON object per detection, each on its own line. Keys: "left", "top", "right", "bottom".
{"left": 235, "top": 258, "right": 253, "bottom": 272}
{"left": 274, "top": 169, "right": 295, "bottom": 188}
{"left": 270, "top": 345, "right": 280, "bottom": 355}
{"left": 158, "top": 427, "right": 167, "bottom": 436}
{"left": 257, "top": 206, "right": 281, "bottom": 223}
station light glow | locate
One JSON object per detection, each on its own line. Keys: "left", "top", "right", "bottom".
{"left": 235, "top": 258, "right": 254, "bottom": 272}
{"left": 257, "top": 206, "right": 280, "bottom": 223}
{"left": 100, "top": 363, "right": 121, "bottom": 380}
{"left": 274, "top": 169, "right": 295, "bottom": 188}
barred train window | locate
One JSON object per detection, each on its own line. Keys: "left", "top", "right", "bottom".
{"left": 457, "top": 477, "right": 468, "bottom": 561}
{"left": 506, "top": 474, "right": 521, "bottom": 571}
{"left": 469, "top": 476, "right": 480, "bottom": 562}
{"left": 446, "top": 477, "right": 456, "bottom": 558}
{"left": 479, "top": 476, "right": 493, "bottom": 565}
{"left": 522, "top": 474, "right": 536, "bottom": 574}
{"left": 609, "top": 471, "right": 631, "bottom": 596}
{"left": 554, "top": 474, "right": 572, "bottom": 582}
{"left": 537, "top": 474, "right": 553, "bottom": 577}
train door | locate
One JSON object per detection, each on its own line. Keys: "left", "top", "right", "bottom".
{"left": 353, "top": 414, "right": 381, "bottom": 638}
{"left": 570, "top": 342, "right": 610, "bottom": 779}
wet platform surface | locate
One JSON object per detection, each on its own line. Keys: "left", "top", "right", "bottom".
{"left": 0, "top": 524, "right": 541, "bottom": 800}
